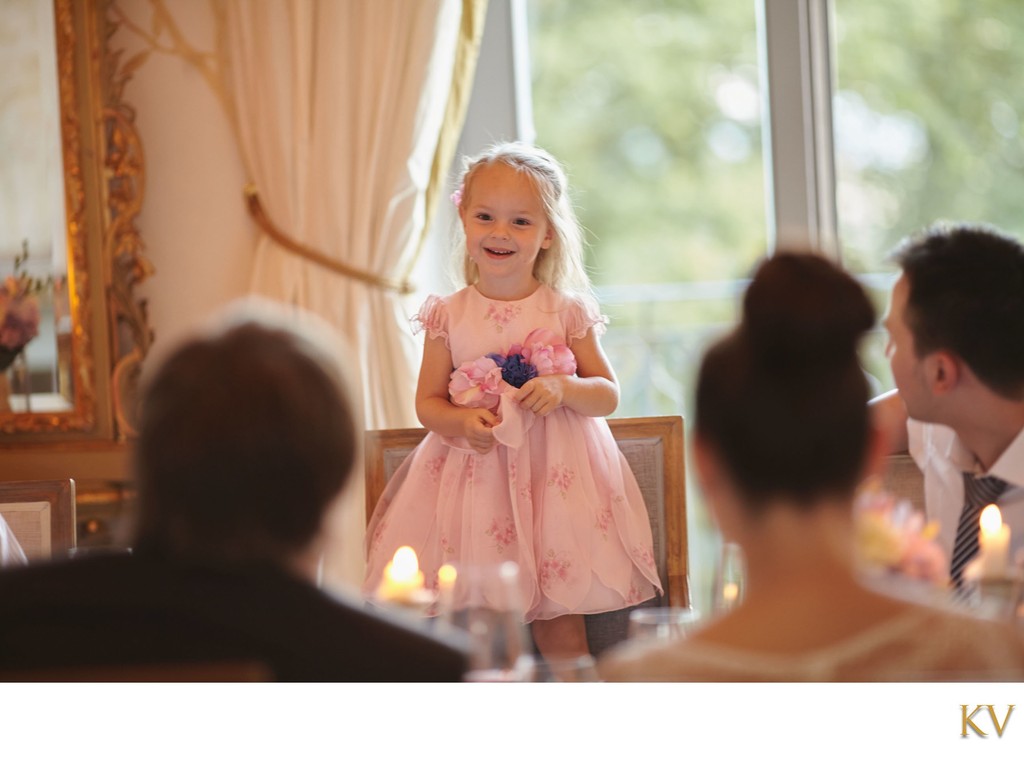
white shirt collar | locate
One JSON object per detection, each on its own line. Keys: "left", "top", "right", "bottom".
{"left": 937, "top": 422, "right": 1024, "bottom": 486}
{"left": 988, "top": 424, "right": 1024, "bottom": 489}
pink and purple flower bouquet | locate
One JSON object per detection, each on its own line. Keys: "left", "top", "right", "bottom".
{"left": 448, "top": 328, "right": 576, "bottom": 411}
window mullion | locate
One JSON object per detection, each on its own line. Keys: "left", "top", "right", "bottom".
{"left": 759, "top": 0, "right": 839, "bottom": 258}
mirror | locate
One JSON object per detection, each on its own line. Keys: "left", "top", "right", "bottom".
{"left": 0, "top": 0, "right": 152, "bottom": 443}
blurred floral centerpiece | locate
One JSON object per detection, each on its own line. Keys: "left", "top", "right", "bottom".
{"left": 854, "top": 478, "right": 948, "bottom": 586}
{"left": 0, "top": 242, "right": 44, "bottom": 371}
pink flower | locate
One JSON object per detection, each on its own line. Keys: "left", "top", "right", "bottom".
{"left": 448, "top": 356, "right": 506, "bottom": 410}
{"left": 450, "top": 184, "right": 464, "bottom": 208}
{"left": 520, "top": 328, "right": 576, "bottom": 376}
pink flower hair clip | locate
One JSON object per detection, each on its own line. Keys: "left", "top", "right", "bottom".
{"left": 450, "top": 184, "right": 464, "bottom": 208}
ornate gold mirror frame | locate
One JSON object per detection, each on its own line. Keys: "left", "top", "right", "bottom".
{"left": 0, "top": 0, "right": 151, "bottom": 447}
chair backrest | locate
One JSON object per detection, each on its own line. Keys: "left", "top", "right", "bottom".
{"left": 0, "top": 479, "right": 76, "bottom": 562}
{"left": 364, "top": 415, "right": 689, "bottom": 609}
{"left": 881, "top": 453, "right": 925, "bottom": 514}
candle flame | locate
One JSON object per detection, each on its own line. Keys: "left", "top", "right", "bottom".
{"left": 390, "top": 546, "right": 419, "bottom": 582}
{"left": 980, "top": 504, "right": 1003, "bottom": 535}
{"left": 722, "top": 582, "right": 739, "bottom": 602}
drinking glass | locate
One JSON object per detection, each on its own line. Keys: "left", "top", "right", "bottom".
{"left": 627, "top": 606, "right": 702, "bottom": 642}
{"left": 450, "top": 561, "right": 534, "bottom": 682}
{"left": 712, "top": 541, "right": 746, "bottom": 614}
{"left": 531, "top": 654, "right": 601, "bottom": 683}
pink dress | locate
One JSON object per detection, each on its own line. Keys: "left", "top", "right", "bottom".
{"left": 364, "top": 284, "right": 662, "bottom": 622}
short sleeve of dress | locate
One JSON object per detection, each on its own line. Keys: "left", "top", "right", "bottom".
{"left": 565, "top": 293, "right": 609, "bottom": 341}
{"left": 411, "top": 295, "right": 450, "bottom": 348}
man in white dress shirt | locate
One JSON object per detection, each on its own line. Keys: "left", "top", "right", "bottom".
{"left": 0, "top": 515, "right": 27, "bottom": 567}
{"left": 874, "top": 222, "right": 1024, "bottom": 570}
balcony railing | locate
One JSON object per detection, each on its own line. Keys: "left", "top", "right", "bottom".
{"left": 596, "top": 270, "right": 897, "bottom": 419}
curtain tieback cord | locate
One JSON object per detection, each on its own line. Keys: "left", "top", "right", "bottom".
{"left": 243, "top": 184, "right": 415, "bottom": 295}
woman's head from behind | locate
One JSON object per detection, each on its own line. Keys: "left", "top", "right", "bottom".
{"left": 695, "top": 251, "right": 876, "bottom": 516}
{"left": 453, "top": 142, "right": 589, "bottom": 294}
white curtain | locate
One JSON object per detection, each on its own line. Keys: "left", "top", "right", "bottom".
{"left": 223, "top": 0, "right": 463, "bottom": 587}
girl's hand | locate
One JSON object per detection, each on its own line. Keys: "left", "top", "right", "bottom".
{"left": 463, "top": 409, "right": 499, "bottom": 453}
{"left": 515, "top": 375, "right": 566, "bottom": 417}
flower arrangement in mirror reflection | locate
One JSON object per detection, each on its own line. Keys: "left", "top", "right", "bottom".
{"left": 854, "top": 477, "right": 947, "bottom": 586}
{"left": 0, "top": 242, "right": 45, "bottom": 371}
{"left": 448, "top": 328, "right": 577, "bottom": 411}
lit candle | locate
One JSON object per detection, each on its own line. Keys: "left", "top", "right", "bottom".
{"left": 722, "top": 581, "right": 740, "bottom": 604}
{"left": 377, "top": 546, "right": 427, "bottom": 605}
{"left": 436, "top": 563, "right": 458, "bottom": 617}
{"left": 978, "top": 504, "right": 1011, "bottom": 578}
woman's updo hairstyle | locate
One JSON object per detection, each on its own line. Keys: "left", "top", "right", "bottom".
{"left": 695, "top": 251, "right": 876, "bottom": 508}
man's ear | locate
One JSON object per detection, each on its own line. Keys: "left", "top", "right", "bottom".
{"left": 923, "top": 350, "right": 961, "bottom": 396}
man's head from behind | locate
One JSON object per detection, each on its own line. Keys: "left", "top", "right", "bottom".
{"left": 891, "top": 222, "right": 1024, "bottom": 404}
{"left": 133, "top": 301, "right": 358, "bottom": 568}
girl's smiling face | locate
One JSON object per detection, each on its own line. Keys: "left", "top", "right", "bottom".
{"left": 460, "top": 162, "right": 553, "bottom": 294}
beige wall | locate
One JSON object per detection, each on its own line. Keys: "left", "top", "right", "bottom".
{"left": 114, "top": 0, "right": 254, "bottom": 367}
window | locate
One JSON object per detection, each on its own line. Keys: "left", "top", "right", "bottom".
{"left": 832, "top": 0, "right": 1024, "bottom": 393}
{"left": 528, "top": 0, "right": 764, "bottom": 419}
{"left": 834, "top": 1, "right": 1024, "bottom": 272}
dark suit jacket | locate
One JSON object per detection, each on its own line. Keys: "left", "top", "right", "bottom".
{"left": 0, "top": 554, "right": 468, "bottom": 682}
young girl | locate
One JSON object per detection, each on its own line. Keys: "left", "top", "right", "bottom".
{"left": 364, "top": 142, "right": 661, "bottom": 657}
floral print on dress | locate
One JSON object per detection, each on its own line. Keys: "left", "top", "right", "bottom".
{"left": 370, "top": 516, "right": 389, "bottom": 549}
{"left": 485, "top": 516, "right": 517, "bottom": 554}
{"left": 539, "top": 550, "right": 573, "bottom": 591}
{"left": 547, "top": 464, "right": 575, "bottom": 498}
{"left": 632, "top": 544, "right": 657, "bottom": 572}
{"left": 596, "top": 494, "right": 626, "bottom": 539}
{"left": 626, "top": 582, "right": 647, "bottom": 605}
{"left": 440, "top": 535, "right": 456, "bottom": 556}
{"left": 424, "top": 456, "right": 445, "bottom": 483}
{"left": 484, "top": 302, "right": 521, "bottom": 332}
{"left": 595, "top": 507, "right": 613, "bottom": 538}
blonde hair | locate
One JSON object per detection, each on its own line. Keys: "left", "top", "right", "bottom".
{"left": 451, "top": 142, "right": 592, "bottom": 296}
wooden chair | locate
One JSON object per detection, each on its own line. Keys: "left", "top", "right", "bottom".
{"left": 0, "top": 479, "right": 76, "bottom": 562}
{"left": 881, "top": 453, "right": 925, "bottom": 515}
{"left": 365, "top": 415, "right": 689, "bottom": 654}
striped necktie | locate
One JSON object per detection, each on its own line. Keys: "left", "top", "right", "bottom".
{"left": 949, "top": 472, "right": 1008, "bottom": 588}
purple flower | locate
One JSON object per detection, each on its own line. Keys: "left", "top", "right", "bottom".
{"left": 0, "top": 279, "right": 40, "bottom": 350}
{"left": 487, "top": 351, "right": 538, "bottom": 389}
